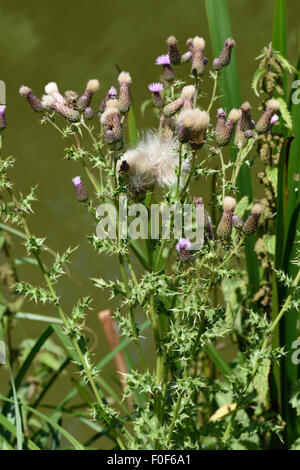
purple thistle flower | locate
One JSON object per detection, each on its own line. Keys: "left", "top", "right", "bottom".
{"left": 148, "top": 82, "right": 164, "bottom": 93}
{"left": 0, "top": 105, "right": 6, "bottom": 130}
{"left": 72, "top": 176, "right": 82, "bottom": 187}
{"left": 148, "top": 83, "right": 164, "bottom": 108}
{"left": 270, "top": 114, "right": 279, "bottom": 126}
{"left": 176, "top": 238, "right": 192, "bottom": 261}
{"left": 72, "top": 176, "right": 88, "bottom": 202}
{"left": 108, "top": 87, "right": 117, "bottom": 98}
{"left": 155, "top": 54, "right": 170, "bottom": 65}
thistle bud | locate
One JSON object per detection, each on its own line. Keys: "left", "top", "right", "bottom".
{"left": 217, "top": 196, "right": 236, "bottom": 239}
{"left": 232, "top": 214, "right": 243, "bottom": 229}
{"left": 162, "top": 97, "right": 184, "bottom": 118}
{"left": 215, "top": 108, "right": 241, "bottom": 146}
{"left": 176, "top": 110, "right": 194, "bottom": 143}
{"left": 99, "top": 86, "right": 118, "bottom": 113}
{"left": 101, "top": 106, "right": 122, "bottom": 142}
{"left": 181, "top": 85, "right": 195, "bottom": 110}
{"left": 255, "top": 99, "right": 280, "bottom": 134}
{"left": 243, "top": 203, "right": 263, "bottom": 235}
{"left": 181, "top": 50, "right": 192, "bottom": 63}
{"left": 72, "top": 176, "right": 88, "bottom": 202}
{"left": 156, "top": 54, "right": 174, "bottom": 81}
{"left": 167, "top": 35, "right": 181, "bottom": 65}
{"left": 148, "top": 82, "right": 164, "bottom": 108}
{"left": 45, "top": 82, "right": 67, "bottom": 105}
{"left": 42, "top": 95, "right": 80, "bottom": 122}
{"left": 84, "top": 106, "right": 95, "bottom": 120}
{"left": 234, "top": 102, "right": 254, "bottom": 148}
{"left": 191, "top": 37, "right": 207, "bottom": 76}
{"left": 118, "top": 72, "right": 131, "bottom": 113}
{"left": 213, "top": 38, "right": 236, "bottom": 70}
{"left": 64, "top": 90, "right": 78, "bottom": 108}
{"left": 189, "top": 109, "right": 210, "bottom": 149}
{"left": 176, "top": 238, "right": 192, "bottom": 261}
{"left": 0, "top": 105, "right": 6, "bottom": 130}
{"left": 77, "top": 79, "right": 100, "bottom": 111}
{"left": 19, "top": 86, "right": 44, "bottom": 112}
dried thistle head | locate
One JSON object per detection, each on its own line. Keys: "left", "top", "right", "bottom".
{"left": 19, "top": 85, "right": 44, "bottom": 112}
{"left": 118, "top": 71, "right": 132, "bottom": 113}
{"left": 243, "top": 203, "right": 263, "bottom": 235}
{"left": 217, "top": 196, "right": 236, "bottom": 239}
{"left": 167, "top": 35, "right": 181, "bottom": 65}
{"left": 191, "top": 36, "right": 207, "bottom": 76}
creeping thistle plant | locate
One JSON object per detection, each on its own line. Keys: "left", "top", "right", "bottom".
{"left": 1, "top": 34, "right": 300, "bottom": 451}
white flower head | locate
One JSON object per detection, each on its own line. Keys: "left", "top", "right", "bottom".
{"left": 117, "top": 132, "right": 190, "bottom": 193}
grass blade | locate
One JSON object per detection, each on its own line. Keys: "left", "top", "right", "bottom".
{"left": 273, "top": 0, "right": 287, "bottom": 97}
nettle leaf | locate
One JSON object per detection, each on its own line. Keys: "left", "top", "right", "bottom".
{"left": 289, "top": 381, "right": 300, "bottom": 417}
{"left": 235, "top": 196, "right": 250, "bottom": 218}
{"left": 252, "top": 68, "right": 265, "bottom": 97}
{"left": 277, "top": 97, "right": 293, "bottom": 129}
{"left": 262, "top": 234, "right": 276, "bottom": 257}
{"left": 266, "top": 166, "right": 278, "bottom": 197}
{"left": 253, "top": 357, "right": 271, "bottom": 407}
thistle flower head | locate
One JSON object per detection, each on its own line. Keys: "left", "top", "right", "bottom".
{"left": 64, "top": 90, "right": 78, "bottom": 107}
{"left": 270, "top": 114, "right": 279, "bottom": 125}
{"left": 108, "top": 86, "right": 117, "bottom": 98}
{"left": 228, "top": 108, "right": 242, "bottom": 123}
{"left": 243, "top": 203, "right": 263, "bottom": 235}
{"left": 191, "top": 109, "right": 210, "bottom": 131}
{"left": 19, "top": 85, "right": 32, "bottom": 97}
{"left": 181, "top": 85, "right": 195, "bottom": 109}
{"left": 155, "top": 54, "right": 170, "bottom": 65}
{"left": 191, "top": 37, "right": 207, "bottom": 76}
{"left": 215, "top": 108, "right": 240, "bottom": 146}
{"left": 42, "top": 95, "right": 55, "bottom": 109}
{"left": 84, "top": 106, "right": 95, "bottom": 120}
{"left": 0, "top": 105, "right": 6, "bottom": 130}
{"left": 44, "top": 82, "right": 59, "bottom": 95}
{"left": 176, "top": 238, "right": 192, "bottom": 261}
{"left": 117, "top": 132, "right": 190, "bottom": 193}
{"left": 256, "top": 99, "right": 280, "bottom": 133}
{"left": 232, "top": 214, "right": 243, "bottom": 229}
{"left": 101, "top": 106, "right": 122, "bottom": 142}
{"left": 223, "top": 196, "right": 236, "bottom": 212}
{"left": 266, "top": 99, "right": 280, "bottom": 111}
{"left": 148, "top": 83, "right": 164, "bottom": 108}
{"left": 72, "top": 176, "right": 82, "bottom": 187}
{"left": 167, "top": 35, "right": 181, "bottom": 64}
{"left": 45, "top": 82, "right": 66, "bottom": 105}
{"left": 176, "top": 238, "right": 192, "bottom": 251}
{"left": 72, "top": 176, "right": 88, "bottom": 202}
{"left": 192, "top": 36, "right": 206, "bottom": 49}
{"left": 251, "top": 203, "right": 263, "bottom": 216}
{"left": 19, "top": 85, "right": 44, "bottom": 113}
{"left": 148, "top": 82, "right": 164, "bottom": 93}
{"left": 118, "top": 71, "right": 132, "bottom": 85}
{"left": 87, "top": 79, "right": 100, "bottom": 93}
{"left": 118, "top": 71, "right": 131, "bottom": 113}
{"left": 217, "top": 196, "right": 236, "bottom": 238}
{"left": 213, "top": 37, "right": 236, "bottom": 70}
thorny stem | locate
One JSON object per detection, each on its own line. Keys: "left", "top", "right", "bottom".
{"left": 167, "top": 237, "right": 245, "bottom": 447}
{"left": 231, "top": 136, "right": 257, "bottom": 186}
{"left": 1, "top": 134, "right": 126, "bottom": 449}
{"left": 222, "top": 268, "right": 300, "bottom": 444}
{"left": 206, "top": 72, "right": 219, "bottom": 114}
